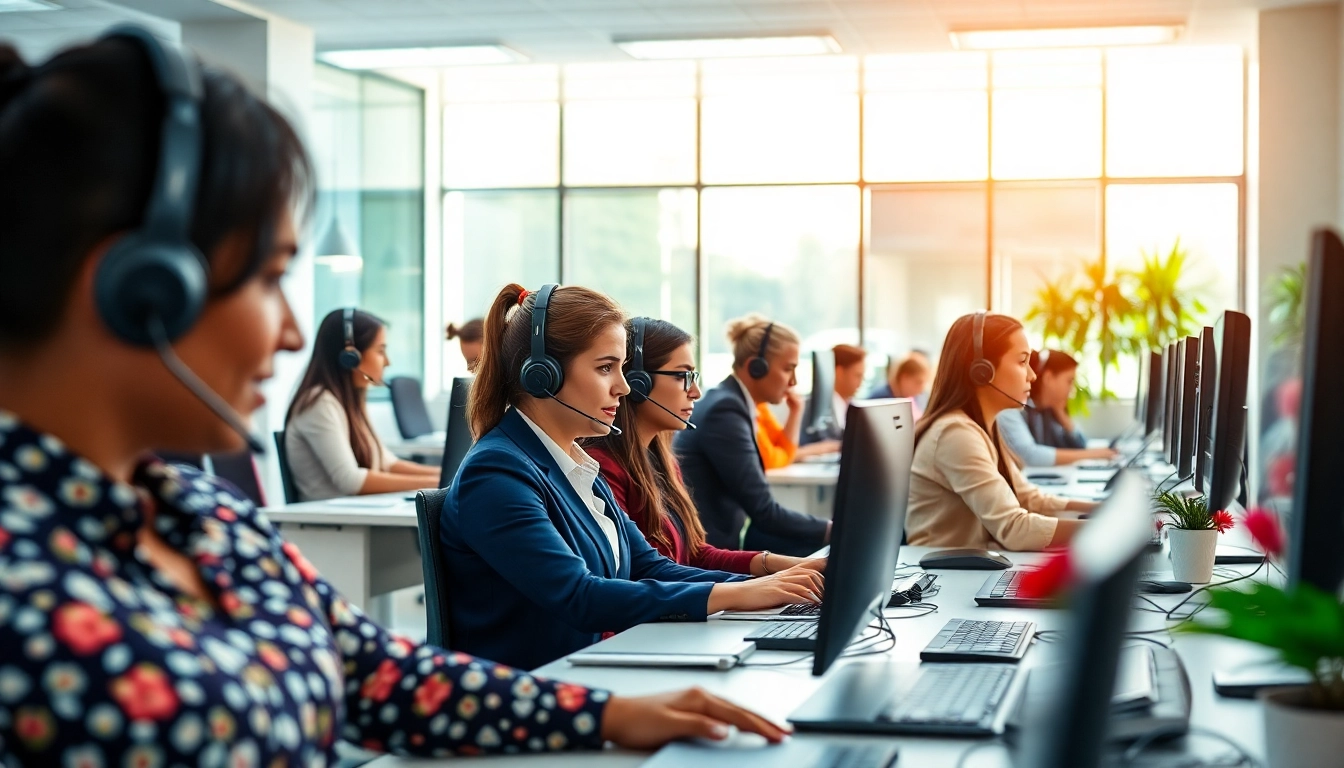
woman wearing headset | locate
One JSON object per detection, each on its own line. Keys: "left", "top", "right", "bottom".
{"left": 440, "top": 285, "right": 825, "bottom": 670}
{"left": 904, "top": 312, "right": 1098, "bottom": 551}
{"left": 587, "top": 317, "right": 826, "bottom": 576}
{"left": 284, "top": 307, "right": 438, "bottom": 500}
{"left": 0, "top": 34, "right": 787, "bottom": 765}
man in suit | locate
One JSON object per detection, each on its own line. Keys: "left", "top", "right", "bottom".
{"left": 674, "top": 316, "right": 831, "bottom": 557}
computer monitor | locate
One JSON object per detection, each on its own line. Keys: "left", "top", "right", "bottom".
{"left": 438, "top": 376, "right": 475, "bottom": 488}
{"left": 1287, "top": 229, "right": 1344, "bottom": 593}
{"left": 810, "top": 399, "right": 915, "bottom": 676}
{"left": 1133, "top": 352, "right": 1148, "bottom": 423}
{"left": 1174, "top": 337, "right": 1201, "bottom": 477}
{"left": 1192, "top": 327, "right": 1216, "bottom": 491}
{"left": 1162, "top": 343, "right": 1180, "bottom": 462}
{"left": 1165, "top": 341, "right": 1185, "bottom": 467}
{"left": 1013, "top": 470, "right": 1153, "bottom": 768}
{"left": 1199, "top": 311, "right": 1251, "bottom": 514}
{"left": 1144, "top": 350, "right": 1165, "bottom": 436}
{"left": 806, "top": 348, "right": 837, "bottom": 439}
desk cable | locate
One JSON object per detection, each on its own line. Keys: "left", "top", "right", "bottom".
{"left": 1122, "top": 727, "right": 1262, "bottom": 768}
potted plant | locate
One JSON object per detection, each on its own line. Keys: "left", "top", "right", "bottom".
{"left": 1182, "top": 509, "right": 1344, "bottom": 768}
{"left": 1153, "top": 490, "right": 1233, "bottom": 583}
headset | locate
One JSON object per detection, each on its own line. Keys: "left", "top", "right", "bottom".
{"left": 626, "top": 316, "right": 653, "bottom": 403}
{"left": 90, "top": 25, "right": 263, "bottom": 453}
{"left": 339, "top": 307, "right": 362, "bottom": 370}
{"left": 969, "top": 310, "right": 997, "bottom": 386}
{"left": 520, "top": 284, "right": 564, "bottom": 398}
{"left": 747, "top": 322, "right": 775, "bottom": 380}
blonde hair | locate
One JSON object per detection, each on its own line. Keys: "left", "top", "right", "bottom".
{"left": 725, "top": 313, "right": 800, "bottom": 368}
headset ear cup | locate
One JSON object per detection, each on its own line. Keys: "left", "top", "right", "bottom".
{"left": 626, "top": 370, "right": 652, "bottom": 403}
{"left": 969, "top": 359, "right": 996, "bottom": 387}
{"left": 521, "top": 356, "right": 564, "bottom": 399}
{"left": 95, "top": 238, "right": 207, "bottom": 346}
{"left": 339, "top": 347, "right": 362, "bottom": 370}
{"left": 747, "top": 356, "right": 769, "bottom": 380}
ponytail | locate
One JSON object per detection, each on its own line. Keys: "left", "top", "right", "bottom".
{"left": 468, "top": 284, "right": 527, "bottom": 439}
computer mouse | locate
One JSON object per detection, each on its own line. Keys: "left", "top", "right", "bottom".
{"left": 918, "top": 548, "right": 1013, "bottom": 570}
{"left": 1026, "top": 472, "right": 1065, "bottom": 483}
{"left": 1138, "top": 580, "right": 1192, "bottom": 594}
{"left": 692, "top": 727, "right": 771, "bottom": 749}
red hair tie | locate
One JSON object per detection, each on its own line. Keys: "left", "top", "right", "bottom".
{"left": 517, "top": 289, "right": 530, "bottom": 305}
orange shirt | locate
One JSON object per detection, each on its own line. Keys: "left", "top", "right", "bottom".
{"left": 755, "top": 402, "right": 796, "bottom": 469}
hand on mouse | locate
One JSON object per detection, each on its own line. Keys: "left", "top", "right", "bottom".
{"left": 600, "top": 687, "right": 791, "bottom": 750}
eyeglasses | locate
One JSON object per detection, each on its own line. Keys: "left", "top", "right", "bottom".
{"left": 649, "top": 370, "right": 702, "bottom": 392}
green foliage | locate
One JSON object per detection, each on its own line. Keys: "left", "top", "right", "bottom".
{"left": 1181, "top": 583, "right": 1344, "bottom": 710}
{"left": 1124, "top": 239, "right": 1209, "bottom": 351}
{"left": 1267, "top": 263, "right": 1307, "bottom": 349}
{"left": 1152, "top": 490, "right": 1212, "bottom": 530}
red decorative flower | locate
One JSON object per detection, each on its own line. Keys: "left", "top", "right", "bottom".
{"left": 413, "top": 674, "right": 453, "bottom": 716}
{"left": 1155, "top": 519, "right": 1165, "bottom": 533}
{"left": 111, "top": 664, "right": 180, "bottom": 721}
{"left": 0, "top": 527, "right": 9, "bottom": 552}
{"left": 1212, "top": 510, "right": 1236, "bottom": 533}
{"left": 52, "top": 602, "right": 122, "bottom": 656}
{"left": 1268, "top": 455, "right": 1296, "bottom": 498}
{"left": 1244, "top": 508, "right": 1286, "bottom": 558}
{"left": 215, "top": 505, "right": 238, "bottom": 522}
{"left": 282, "top": 541, "right": 320, "bottom": 584}
{"left": 555, "top": 683, "right": 588, "bottom": 713}
{"left": 360, "top": 659, "right": 402, "bottom": 703}
{"left": 219, "top": 592, "right": 243, "bottom": 615}
{"left": 1018, "top": 550, "right": 1074, "bottom": 601}
{"left": 14, "top": 706, "right": 54, "bottom": 750}
{"left": 287, "top": 607, "right": 314, "bottom": 628}
{"left": 258, "top": 642, "right": 289, "bottom": 672}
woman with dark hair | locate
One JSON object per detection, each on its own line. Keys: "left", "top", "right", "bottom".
{"left": 587, "top": 318, "right": 825, "bottom": 577}
{"left": 996, "top": 349, "right": 1120, "bottom": 467}
{"left": 447, "top": 316, "right": 484, "bottom": 370}
{"left": 904, "top": 313, "right": 1098, "bottom": 551}
{"left": 0, "top": 33, "right": 787, "bottom": 765}
{"left": 284, "top": 307, "right": 438, "bottom": 500}
{"left": 441, "top": 285, "right": 824, "bottom": 670}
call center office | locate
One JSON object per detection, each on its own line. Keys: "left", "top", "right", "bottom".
{"left": 2, "top": 0, "right": 1343, "bottom": 766}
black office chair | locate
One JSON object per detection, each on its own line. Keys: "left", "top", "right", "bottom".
{"left": 389, "top": 377, "right": 435, "bottom": 440}
{"left": 273, "top": 431, "right": 300, "bottom": 504}
{"left": 208, "top": 451, "right": 267, "bottom": 507}
{"left": 414, "top": 489, "right": 454, "bottom": 648}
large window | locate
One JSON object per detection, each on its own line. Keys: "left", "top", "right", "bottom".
{"left": 436, "top": 48, "right": 1246, "bottom": 398}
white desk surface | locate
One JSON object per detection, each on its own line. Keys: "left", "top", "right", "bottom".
{"left": 368, "top": 538, "right": 1273, "bottom": 768}
{"left": 765, "top": 462, "right": 841, "bottom": 486}
{"left": 261, "top": 491, "right": 422, "bottom": 528}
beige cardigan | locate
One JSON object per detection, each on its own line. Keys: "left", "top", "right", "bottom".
{"left": 905, "top": 410, "right": 1068, "bottom": 551}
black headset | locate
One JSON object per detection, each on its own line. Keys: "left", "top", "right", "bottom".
{"left": 747, "top": 322, "right": 775, "bottom": 380}
{"left": 93, "top": 25, "right": 208, "bottom": 348}
{"left": 969, "top": 310, "right": 997, "bottom": 386}
{"left": 626, "top": 317, "right": 653, "bottom": 403}
{"left": 339, "top": 307, "right": 362, "bottom": 370}
{"left": 520, "top": 284, "right": 564, "bottom": 398}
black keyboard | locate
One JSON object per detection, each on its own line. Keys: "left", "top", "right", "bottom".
{"left": 988, "top": 571, "right": 1024, "bottom": 598}
{"left": 920, "top": 618, "right": 1035, "bottom": 662}
{"left": 781, "top": 602, "right": 821, "bottom": 617}
{"left": 813, "top": 744, "right": 898, "bottom": 768}
{"left": 879, "top": 664, "right": 1016, "bottom": 731}
{"left": 745, "top": 620, "right": 819, "bottom": 651}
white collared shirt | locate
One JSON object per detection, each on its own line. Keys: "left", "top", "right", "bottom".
{"left": 516, "top": 410, "right": 621, "bottom": 570}
{"left": 732, "top": 373, "right": 756, "bottom": 410}
{"left": 832, "top": 391, "right": 849, "bottom": 430}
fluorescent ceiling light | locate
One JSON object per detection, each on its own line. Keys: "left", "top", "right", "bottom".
{"left": 319, "top": 45, "right": 522, "bottom": 70}
{"left": 950, "top": 25, "right": 1183, "bottom": 50}
{"left": 617, "top": 34, "right": 841, "bottom": 60}
{"left": 0, "top": 0, "right": 60, "bottom": 11}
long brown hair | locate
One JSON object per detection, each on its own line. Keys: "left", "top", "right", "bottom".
{"left": 286, "top": 308, "right": 386, "bottom": 468}
{"left": 915, "top": 312, "right": 1025, "bottom": 493}
{"left": 1028, "top": 348, "right": 1078, "bottom": 405}
{"left": 590, "top": 318, "right": 708, "bottom": 555}
{"left": 468, "top": 283, "right": 626, "bottom": 439}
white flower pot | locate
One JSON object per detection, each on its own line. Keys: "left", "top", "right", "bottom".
{"left": 1261, "top": 687, "right": 1344, "bottom": 768}
{"left": 1167, "top": 528, "right": 1217, "bottom": 583}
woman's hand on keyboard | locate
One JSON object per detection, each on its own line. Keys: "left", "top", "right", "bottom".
{"left": 708, "top": 569, "right": 824, "bottom": 613}
{"left": 601, "top": 687, "right": 791, "bottom": 749}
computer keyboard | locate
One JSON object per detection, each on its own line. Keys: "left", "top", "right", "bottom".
{"left": 920, "top": 618, "right": 1035, "bottom": 662}
{"left": 988, "top": 570, "right": 1025, "bottom": 598}
{"left": 745, "top": 620, "right": 820, "bottom": 651}
{"left": 780, "top": 602, "right": 822, "bottom": 617}
{"left": 780, "top": 573, "right": 937, "bottom": 616}
{"left": 879, "top": 664, "right": 1016, "bottom": 732}
{"left": 812, "top": 744, "right": 898, "bottom": 768}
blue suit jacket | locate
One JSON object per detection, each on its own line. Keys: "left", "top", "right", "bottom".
{"left": 440, "top": 408, "right": 742, "bottom": 670}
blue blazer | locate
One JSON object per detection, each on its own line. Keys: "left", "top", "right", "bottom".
{"left": 674, "top": 376, "right": 830, "bottom": 550}
{"left": 440, "top": 408, "right": 743, "bottom": 670}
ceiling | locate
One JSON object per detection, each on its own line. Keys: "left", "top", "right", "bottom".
{"left": 0, "top": 0, "right": 1315, "bottom": 63}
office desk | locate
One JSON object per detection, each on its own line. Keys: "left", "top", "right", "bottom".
{"left": 367, "top": 545, "right": 1271, "bottom": 768}
{"left": 387, "top": 433, "right": 445, "bottom": 463}
{"left": 766, "top": 462, "right": 839, "bottom": 519}
{"left": 262, "top": 492, "right": 425, "bottom": 613}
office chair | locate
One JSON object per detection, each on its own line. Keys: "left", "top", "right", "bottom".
{"left": 208, "top": 451, "right": 267, "bottom": 507}
{"left": 154, "top": 451, "right": 205, "bottom": 469}
{"left": 273, "top": 431, "right": 300, "bottom": 504}
{"left": 389, "top": 376, "right": 435, "bottom": 440}
{"left": 414, "top": 489, "right": 454, "bottom": 648}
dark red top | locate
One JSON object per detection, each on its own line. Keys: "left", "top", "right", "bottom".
{"left": 589, "top": 446, "right": 760, "bottom": 574}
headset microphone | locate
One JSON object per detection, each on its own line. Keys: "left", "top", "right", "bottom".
{"left": 359, "top": 371, "right": 385, "bottom": 387}
{"left": 644, "top": 396, "right": 698, "bottom": 430}
{"left": 147, "top": 317, "right": 265, "bottom": 454}
{"left": 552, "top": 396, "right": 622, "bottom": 436}
{"left": 989, "top": 383, "right": 1032, "bottom": 410}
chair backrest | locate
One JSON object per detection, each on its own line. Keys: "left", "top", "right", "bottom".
{"left": 389, "top": 376, "right": 435, "bottom": 439}
{"left": 414, "top": 488, "right": 454, "bottom": 648}
{"left": 273, "top": 431, "right": 300, "bottom": 504}
{"left": 208, "top": 451, "right": 267, "bottom": 507}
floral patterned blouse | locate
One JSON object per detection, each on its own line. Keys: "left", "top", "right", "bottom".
{"left": 0, "top": 412, "right": 608, "bottom": 766}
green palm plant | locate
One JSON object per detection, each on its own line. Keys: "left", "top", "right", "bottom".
{"left": 1267, "top": 262, "right": 1307, "bottom": 348}
{"left": 1024, "top": 273, "right": 1084, "bottom": 349}
{"left": 1076, "top": 258, "right": 1138, "bottom": 397}
{"left": 1124, "top": 239, "right": 1209, "bottom": 351}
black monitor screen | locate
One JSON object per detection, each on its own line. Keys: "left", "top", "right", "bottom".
{"left": 1193, "top": 327, "right": 1216, "bottom": 493}
{"left": 1201, "top": 311, "right": 1251, "bottom": 514}
{"left": 811, "top": 400, "right": 914, "bottom": 676}
{"left": 1162, "top": 343, "right": 1179, "bottom": 461}
{"left": 1175, "top": 337, "right": 1201, "bottom": 478}
{"left": 807, "top": 349, "right": 837, "bottom": 440}
{"left": 439, "top": 376, "right": 475, "bottom": 488}
{"left": 1144, "top": 351, "right": 1164, "bottom": 435}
